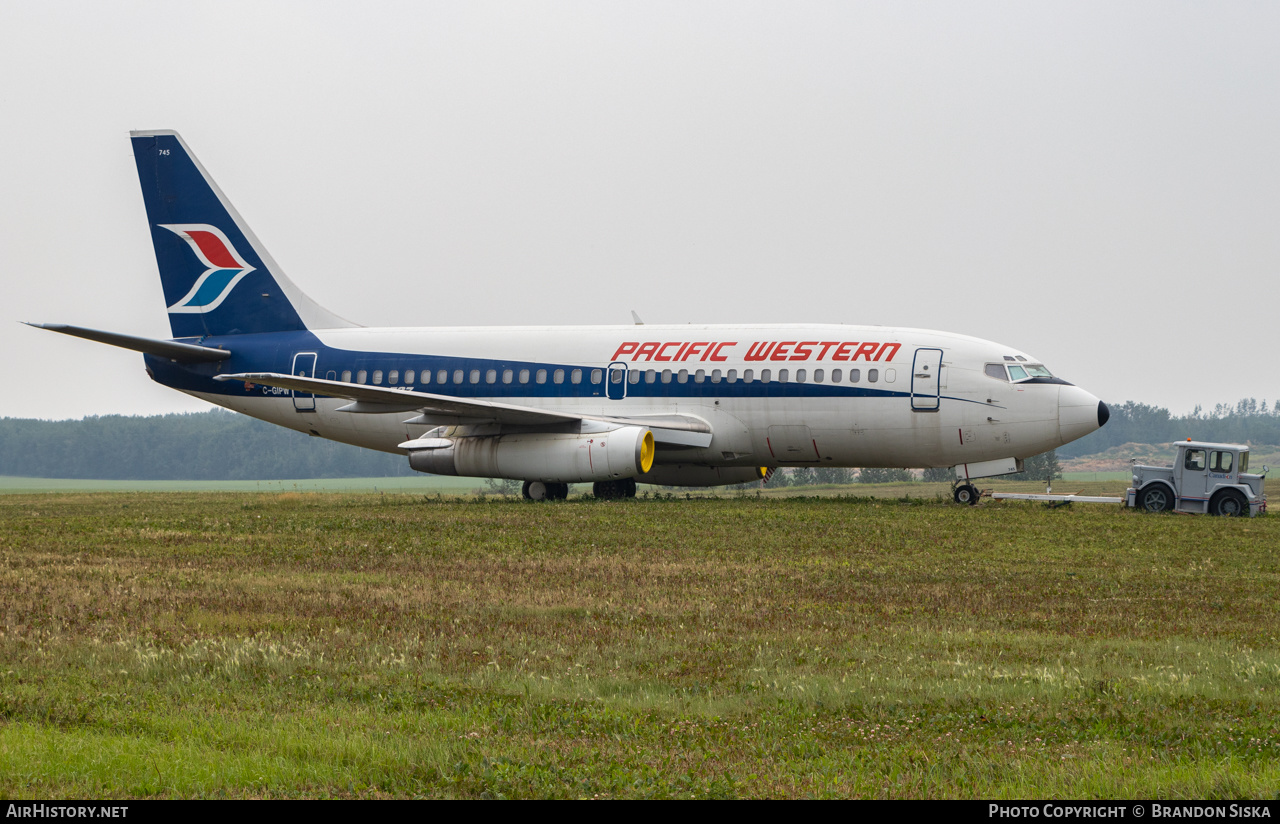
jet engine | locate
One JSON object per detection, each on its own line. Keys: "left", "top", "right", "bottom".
{"left": 402, "top": 425, "right": 655, "bottom": 483}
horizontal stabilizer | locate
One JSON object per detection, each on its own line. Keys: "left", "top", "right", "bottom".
{"left": 26, "top": 323, "right": 231, "bottom": 363}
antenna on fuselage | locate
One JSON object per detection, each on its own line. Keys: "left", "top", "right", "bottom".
{"left": 631, "top": 310, "right": 644, "bottom": 325}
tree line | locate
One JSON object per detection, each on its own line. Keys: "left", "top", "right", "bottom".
{"left": 1, "top": 398, "right": 1275, "bottom": 481}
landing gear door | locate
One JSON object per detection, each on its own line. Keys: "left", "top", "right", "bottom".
{"left": 911, "top": 348, "right": 943, "bottom": 411}
{"left": 606, "top": 361, "right": 628, "bottom": 401}
{"left": 291, "top": 352, "right": 318, "bottom": 411}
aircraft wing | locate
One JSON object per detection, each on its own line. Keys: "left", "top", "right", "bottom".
{"left": 214, "top": 372, "right": 713, "bottom": 445}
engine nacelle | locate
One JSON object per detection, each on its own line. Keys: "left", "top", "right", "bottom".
{"left": 405, "top": 426, "right": 655, "bottom": 483}
{"left": 640, "top": 464, "right": 767, "bottom": 487}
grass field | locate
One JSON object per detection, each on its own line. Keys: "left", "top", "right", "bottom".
{"left": 1, "top": 490, "right": 1277, "bottom": 798}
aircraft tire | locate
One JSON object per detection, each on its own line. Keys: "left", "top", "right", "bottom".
{"left": 522, "top": 481, "right": 550, "bottom": 501}
{"left": 1210, "top": 488, "right": 1248, "bottom": 517}
{"left": 1138, "top": 484, "right": 1175, "bottom": 513}
{"left": 953, "top": 484, "right": 979, "bottom": 506}
{"left": 549, "top": 482, "right": 570, "bottom": 500}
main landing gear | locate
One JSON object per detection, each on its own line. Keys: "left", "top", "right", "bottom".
{"left": 952, "top": 482, "right": 980, "bottom": 506}
{"left": 521, "top": 481, "right": 569, "bottom": 501}
{"left": 592, "top": 479, "right": 637, "bottom": 500}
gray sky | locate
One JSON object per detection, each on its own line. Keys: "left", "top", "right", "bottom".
{"left": 3, "top": 1, "right": 1277, "bottom": 420}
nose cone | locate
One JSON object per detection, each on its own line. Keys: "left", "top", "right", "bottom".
{"left": 1058, "top": 385, "right": 1105, "bottom": 446}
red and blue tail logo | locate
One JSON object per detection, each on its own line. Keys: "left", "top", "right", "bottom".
{"left": 159, "top": 224, "right": 257, "bottom": 314}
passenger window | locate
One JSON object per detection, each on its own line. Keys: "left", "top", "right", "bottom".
{"left": 796, "top": 369, "right": 807, "bottom": 383}
{"left": 519, "top": 369, "right": 530, "bottom": 384}
{"left": 470, "top": 370, "right": 481, "bottom": 384}
{"left": 868, "top": 369, "right": 879, "bottom": 383}
{"left": 761, "top": 369, "right": 771, "bottom": 383}
{"left": 590, "top": 369, "right": 602, "bottom": 384}
{"left": 554, "top": 369, "right": 565, "bottom": 384}
{"left": 985, "top": 364, "right": 1008, "bottom": 381}
{"left": 1185, "top": 449, "right": 1206, "bottom": 471}
{"left": 357, "top": 370, "right": 368, "bottom": 384}
{"left": 571, "top": 369, "right": 582, "bottom": 384}
{"left": 388, "top": 370, "right": 399, "bottom": 385}
{"left": 744, "top": 369, "right": 754, "bottom": 382}
{"left": 341, "top": 370, "right": 352, "bottom": 382}
{"left": 694, "top": 369, "right": 705, "bottom": 383}
{"left": 1210, "top": 451, "right": 1234, "bottom": 473}
{"left": 778, "top": 369, "right": 789, "bottom": 383}
{"left": 849, "top": 369, "right": 860, "bottom": 383}
{"left": 484, "top": 369, "right": 495, "bottom": 384}
{"left": 372, "top": 370, "right": 383, "bottom": 385}
{"left": 502, "top": 369, "right": 513, "bottom": 384}
{"left": 814, "top": 369, "right": 824, "bottom": 383}
{"left": 831, "top": 368, "right": 842, "bottom": 383}
{"left": 726, "top": 369, "right": 737, "bottom": 383}
{"left": 645, "top": 369, "right": 656, "bottom": 384}
{"left": 677, "top": 369, "right": 689, "bottom": 384}
{"left": 404, "top": 370, "right": 415, "bottom": 384}
{"left": 535, "top": 369, "right": 546, "bottom": 384}
{"left": 885, "top": 369, "right": 896, "bottom": 383}
{"left": 661, "top": 369, "right": 672, "bottom": 384}
{"left": 609, "top": 370, "right": 622, "bottom": 384}
{"left": 439, "top": 370, "right": 449, "bottom": 384}
{"left": 453, "top": 369, "right": 464, "bottom": 384}
{"left": 628, "top": 370, "right": 640, "bottom": 384}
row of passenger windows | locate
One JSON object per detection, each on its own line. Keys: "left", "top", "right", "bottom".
{"left": 336, "top": 366, "right": 895, "bottom": 386}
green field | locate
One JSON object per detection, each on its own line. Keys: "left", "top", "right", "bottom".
{"left": 1, "top": 491, "right": 1277, "bottom": 798}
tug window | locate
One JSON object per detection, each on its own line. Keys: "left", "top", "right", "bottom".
{"left": 1210, "top": 451, "right": 1234, "bottom": 473}
{"left": 571, "top": 369, "right": 582, "bottom": 384}
{"left": 985, "top": 363, "right": 1009, "bottom": 381}
{"left": 341, "top": 370, "right": 352, "bottom": 382}
{"left": 1185, "top": 450, "right": 1206, "bottom": 471}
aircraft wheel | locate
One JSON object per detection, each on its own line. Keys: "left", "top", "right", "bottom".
{"left": 1210, "top": 488, "right": 1248, "bottom": 517}
{"left": 522, "top": 481, "right": 550, "bottom": 501}
{"left": 619, "top": 478, "right": 637, "bottom": 498}
{"left": 953, "top": 484, "right": 979, "bottom": 506}
{"left": 1138, "top": 484, "right": 1175, "bottom": 513}
{"left": 594, "top": 480, "right": 633, "bottom": 499}
{"left": 548, "top": 482, "right": 570, "bottom": 500}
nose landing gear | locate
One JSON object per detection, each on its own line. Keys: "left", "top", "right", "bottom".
{"left": 953, "top": 482, "right": 980, "bottom": 506}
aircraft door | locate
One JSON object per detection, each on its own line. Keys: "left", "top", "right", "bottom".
{"left": 291, "top": 352, "right": 318, "bottom": 412}
{"left": 911, "top": 348, "right": 943, "bottom": 411}
{"left": 606, "top": 361, "right": 628, "bottom": 400}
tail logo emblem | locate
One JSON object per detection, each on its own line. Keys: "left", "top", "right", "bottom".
{"left": 159, "top": 224, "right": 256, "bottom": 313}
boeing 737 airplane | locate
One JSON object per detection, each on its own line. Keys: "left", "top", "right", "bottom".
{"left": 31, "top": 130, "right": 1109, "bottom": 502}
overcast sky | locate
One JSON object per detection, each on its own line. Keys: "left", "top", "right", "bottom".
{"left": 2, "top": 1, "right": 1277, "bottom": 420}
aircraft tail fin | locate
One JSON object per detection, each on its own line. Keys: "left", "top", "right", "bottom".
{"left": 129, "top": 130, "right": 358, "bottom": 338}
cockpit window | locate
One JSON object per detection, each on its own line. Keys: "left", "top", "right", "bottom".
{"left": 984, "top": 363, "right": 1009, "bottom": 381}
{"left": 1008, "top": 365, "right": 1028, "bottom": 381}
{"left": 1006, "top": 364, "right": 1055, "bottom": 383}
